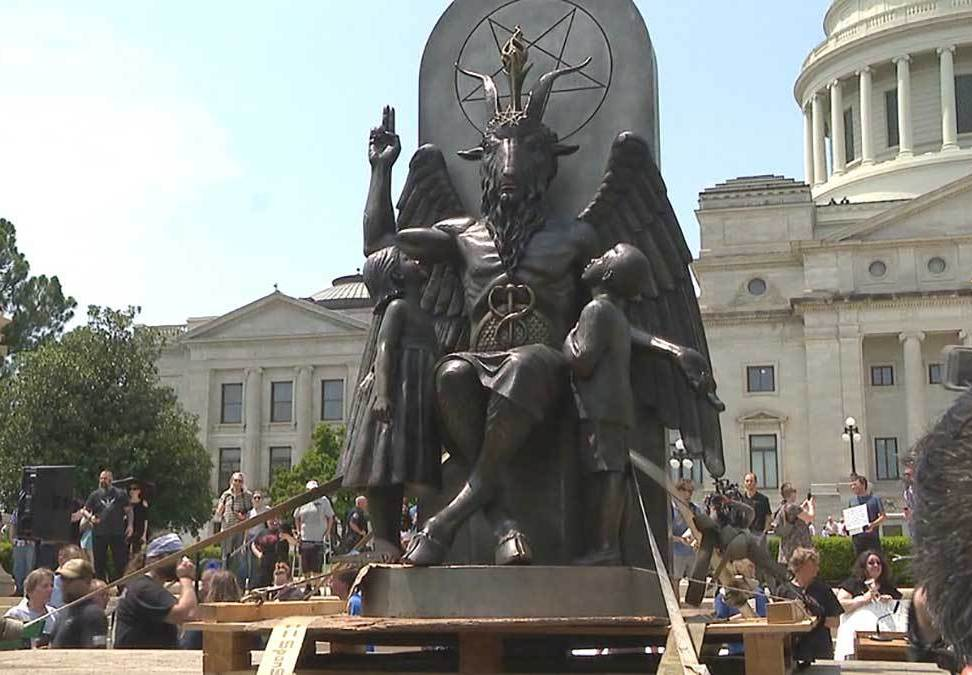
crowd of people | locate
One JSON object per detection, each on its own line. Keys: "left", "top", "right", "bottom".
{"left": 668, "top": 467, "right": 911, "bottom": 667}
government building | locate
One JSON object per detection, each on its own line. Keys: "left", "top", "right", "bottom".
{"left": 696, "top": 0, "right": 972, "bottom": 526}
{"left": 157, "top": 0, "right": 972, "bottom": 533}
{"left": 155, "top": 277, "right": 373, "bottom": 493}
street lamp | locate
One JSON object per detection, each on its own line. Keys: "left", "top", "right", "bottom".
{"left": 841, "top": 416, "right": 862, "bottom": 476}
{"left": 669, "top": 438, "right": 694, "bottom": 479}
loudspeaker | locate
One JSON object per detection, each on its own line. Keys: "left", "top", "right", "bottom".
{"left": 16, "top": 465, "right": 75, "bottom": 542}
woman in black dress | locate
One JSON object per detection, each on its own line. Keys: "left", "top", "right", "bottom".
{"left": 127, "top": 482, "right": 149, "bottom": 556}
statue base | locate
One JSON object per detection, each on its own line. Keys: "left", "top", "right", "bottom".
{"left": 357, "top": 565, "right": 667, "bottom": 619}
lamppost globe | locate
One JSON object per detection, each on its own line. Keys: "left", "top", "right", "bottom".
{"left": 669, "top": 457, "right": 681, "bottom": 470}
{"left": 845, "top": 416, "right": 856, "bottom": 427}
{"left": 841, "top": 432, "right": 850, "bottom": 443}
{"left": 674, "top": 439, "right": 685, "bottom": 451}
{"left": 853, "top": 432, "right": 862, "bottom": 442}
{"left": 682, "top": 458, "right": 694, "bottom": 471}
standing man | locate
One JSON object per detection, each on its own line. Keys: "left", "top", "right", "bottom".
{"left": 670, "top": 479, "right": 699, "bottom": 601}
{"left": 741, "top": 472, "right": 771, "bottom": 549}
{"left": 214, "top": 472, "right": 253, "bottom": 579}
{"left": 50, "top": 558, "right": 108, "bottom": 649}
{"left": 848, "top": 474, "right": 886, "bottom": 556}
{"left": 343, "top": 495, "right": 371, "bottom": 552}
{"left": 294, "top": 480, "right": 334, "bottom": 576}
{"left": 902, "top": 462, "right": 916, "bottom": 523}
{"left": 83, "top": 469, "right": 131, "bottom": 582}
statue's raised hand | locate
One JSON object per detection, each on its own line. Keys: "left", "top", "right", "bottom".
{"left": 676, "top": 347, "right": 725, "bottom": 412}
{"left": 369, "top": 105, "right": 401, "bottom": 169}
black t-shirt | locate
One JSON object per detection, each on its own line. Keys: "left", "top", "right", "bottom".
{"left": 778, "top": 578, "right": 843, "bottom": 662}
{"left": 344, "top": 507, "right": 370, "bottom": 548}
{"left": 742, "top": 491, "right": 771, "bottom": 532}
{"left": 253, "top": 526, "right": 290, "bottom": 586}
{"left": 130, "top": 501, "right": 149, "bottom": 541}
{"left": 51, "top": 598, "right": 108, "bottom": 649}
{"left": 838, "top": 576, "right": 902, "bottom": 600}
{"left": 85, "top": 486, "right": 129, "bottom": 536}
{"left": 114, "top": 575, "right": 178, "bottom": 649}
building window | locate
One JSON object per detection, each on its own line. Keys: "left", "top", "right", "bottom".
{"left": 749, "top": 435, "right": 779, "bottom": 490}
{"left": 956, "top": 74, "right": 972, "bottom": 134}
{"left": 929, "top": 363, "right": 943, "bottom": 385}
{"left": 270, "top": 381, "right": 293, "bottom": 423}
{"left": 885, "top": 89, "right": 899, "bottom": 148}
{"left": 218, "top": 447, "right": 241, "bottom": 491}
{"left": 874, "top": 437, "right": 900, "bottom": 480}
{"left": 927, "top": 256, "right": 947, "bottom": 275}
{"left": 747, "top": 278, "right": 767, "bottom": 296}
{"left": 870, "top": 365, "right": 894, "bottom": 387}
{"left": 220, "top": 383, "right": 243, "bottom": 424}
{"left": 868, "top": 260, "right": 887, "bottom": 278}
{"left": 269, "top": 446, "right": 292, "bottom": 485}
{"left": 321, "top": 379, "right": 344, "bottom": 421}
{"left": 746, "top": 366, "right": 776, "bottom": 393}
{"left": 843, "top": 107, "right": 856, "bottom": 163}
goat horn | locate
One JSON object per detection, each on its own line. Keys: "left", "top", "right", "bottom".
{"left": 456, "top": 64, "right": 500, "bottom": 118}
{"left": 525, "top": 57, "right": 592, "bottom": 123}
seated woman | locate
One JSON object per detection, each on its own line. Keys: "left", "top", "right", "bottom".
{"left": 4, "top": 568, "right": 57, "bottom": 647}
{"left": 272, "top": 562, "right": 306, "bottom": 601}
{"left": 836, "top": 549, "right": 902, "bottom": 613}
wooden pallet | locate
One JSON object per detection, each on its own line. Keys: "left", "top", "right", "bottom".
{"left": 186, "top": 610, "right": 814, "bottom": 674}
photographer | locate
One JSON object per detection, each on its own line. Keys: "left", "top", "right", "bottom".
{"left": 772, "top": 482, "right": 814, "bottom": 564}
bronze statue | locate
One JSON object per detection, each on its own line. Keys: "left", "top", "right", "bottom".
{"left": 342, "top": 33, "right": 725, "bottom": 567}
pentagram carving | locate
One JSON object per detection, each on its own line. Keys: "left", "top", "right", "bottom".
{"left": 455, "top": 0, "right": 613, "bottom": 140}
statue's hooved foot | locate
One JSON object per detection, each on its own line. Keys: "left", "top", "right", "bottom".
{"left": 401, "top": 529, "right": 449, "bottom": 566}
{"left": 495, "top": 530, "right": 533, "bottom": 565}
{"left": 573, "top": 547, "right": 622, "bottom": 566}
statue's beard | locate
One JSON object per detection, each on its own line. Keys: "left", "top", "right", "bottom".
{"left": 481, "top": 176, "right": 546, "bottom": 274}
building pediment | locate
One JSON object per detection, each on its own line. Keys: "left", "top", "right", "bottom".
{"left": 827, "top": 173, "right": 972, "bottom": 243}
{"left": 736, "top": 410, "right": 788, "bottom": 425}
{"left": 180, "top": 292, "right": 369, "bottom": 342}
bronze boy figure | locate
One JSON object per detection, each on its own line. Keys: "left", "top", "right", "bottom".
{"left": 565, "top": 243, "right": 652, "bottom": 565}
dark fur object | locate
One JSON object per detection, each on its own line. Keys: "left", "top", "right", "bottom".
{"left": 913, "top": 388, "right": 972, "bottom": 667}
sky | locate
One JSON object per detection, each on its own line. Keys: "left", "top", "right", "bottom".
{"left": 0, "top": 1, "right": 830, "bottom": 326}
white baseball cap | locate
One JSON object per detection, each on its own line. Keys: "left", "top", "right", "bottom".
{"left": 306, "top": 480, "right": 319, "bottom": 490}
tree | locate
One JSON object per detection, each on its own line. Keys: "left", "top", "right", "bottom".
{"left": 0, "top": 305, "right": 213, "bottom": 532}
{"left": 0, "top": 218, "right": 76, "bottom": 355}
{"left": 269, "top": 423, "right": 353, "bottom": 520}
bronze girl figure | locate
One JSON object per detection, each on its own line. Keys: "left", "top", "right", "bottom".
{"left": 340, "top": 246, "right": 440, "bottom": 553}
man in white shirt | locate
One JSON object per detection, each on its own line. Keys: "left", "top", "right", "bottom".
{"left": 293, "top": 480, "right": 334, "bottom": 575}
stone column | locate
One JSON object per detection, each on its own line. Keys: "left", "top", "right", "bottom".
{"left": 940, "top": 46, "right": 959, "bottom": 151}
{"left": 859, "top": 66, "right": 875, "bottom": 165}
{"left": 894, "top": 55, "right": 914, "bottom": 158}
{"left": 296, "top": 365, "right": 315, "bottom": 462}
{"left": 812, "top": 91, "right": 827, "bottom": 184}
{"left": 244, "top": 367, "right": 263, "bottom": 486}
{"left": 830, "top": 79, "right": 846, "bottom": 174}
{"left": 900, "top": 331, "right": 926, "bottom": 446}
{"left": 803, "top": 105, "right": 814, "bottom": 184}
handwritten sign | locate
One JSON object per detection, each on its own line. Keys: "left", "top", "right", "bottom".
{"left": 257, "top": 616, "right": 316, "bottom": 675}
{"left": 842, "top": 504, "right": 870, "bottom": 535}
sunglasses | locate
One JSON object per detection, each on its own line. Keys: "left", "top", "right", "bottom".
{"left": 253, "top": 496, "right": 263, "bottom": 501}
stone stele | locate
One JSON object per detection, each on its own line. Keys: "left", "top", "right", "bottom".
{"left": 419, "top": 0, "right": 660, "bottom": 221}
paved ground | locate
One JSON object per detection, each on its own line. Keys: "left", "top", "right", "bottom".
{"left": 0, "top": 649, "right": 203, "bottom": 673}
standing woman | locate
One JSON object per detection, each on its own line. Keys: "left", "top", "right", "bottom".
{"left": 127, "top": 482, "right": 149, "bottom": 556}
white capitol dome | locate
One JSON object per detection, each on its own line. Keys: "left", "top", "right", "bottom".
{"left": 795, "top": 0, "right": 972, "bottom": 202}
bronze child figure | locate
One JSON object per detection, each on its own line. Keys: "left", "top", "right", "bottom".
{"left": 340, "top": 246, "right": 440, "bottom": 554}
{"left": 564, "top": 243, "right": 652, "bottom": 565}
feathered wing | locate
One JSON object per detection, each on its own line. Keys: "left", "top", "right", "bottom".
{"left": 395, "top": 144, "right": 470, "bottom": 354}
{"left": 579, "top": 132, "right": 725, "bottom": 477}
